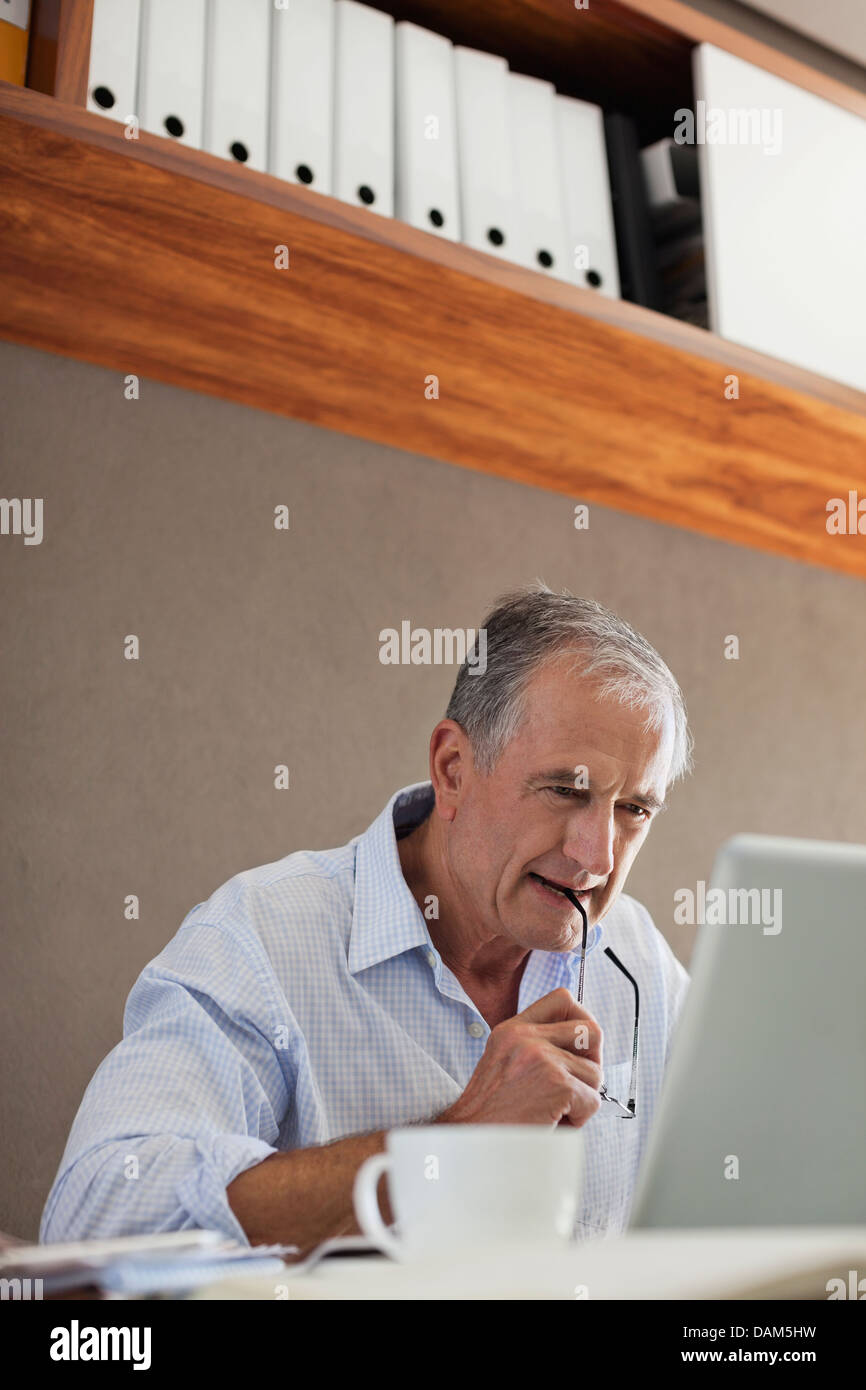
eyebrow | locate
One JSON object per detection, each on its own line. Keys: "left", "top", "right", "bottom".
{"left": 533, "top": 770, "right": 667, "bottom": 815}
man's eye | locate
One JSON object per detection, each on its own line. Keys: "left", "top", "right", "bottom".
{"left": 547, "top": 789, "right": 650, "bottom": 818}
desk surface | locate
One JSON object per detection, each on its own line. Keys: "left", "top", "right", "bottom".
{"left": 191, "top": 1228, "right": 866, "bottom": 1301}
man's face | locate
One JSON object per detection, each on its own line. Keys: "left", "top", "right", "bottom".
{"left": 446, "top": 656, "right": 675, "bottom": 953}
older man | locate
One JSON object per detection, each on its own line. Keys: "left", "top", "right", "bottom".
{"left": 42, "top": 585, "right": 691, "bottom": 1251}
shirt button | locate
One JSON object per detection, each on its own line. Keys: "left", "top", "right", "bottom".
{"left": 467, "top": 1021, "right": 485, "bottom": 1038}
{"left": 425, "top": 950, "right": 436, "bottom": 967}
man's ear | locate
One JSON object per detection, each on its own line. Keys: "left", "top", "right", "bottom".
{"left": 428, "top": 719, "right": 470, "bottom": 823}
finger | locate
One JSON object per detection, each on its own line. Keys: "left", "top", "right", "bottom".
{"left": 516, "top": 987, "right": 595, "bottom": 1026}
{"left": 532, "top": 1018, "right": 603, "bottom": 1063}
{"left": 548, "top": 1047, "right": 604, "bottom": 1092}
{"left": 562, "top": 1081, "right": 604, "bottom": 1126}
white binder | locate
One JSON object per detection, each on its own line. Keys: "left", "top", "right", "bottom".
{"left": 554, "top": 93, "right": 621, "bottom": 299}
{"left": 507, "top": 72, "right": 569, "bottom": 276}
{"left": 203, "top": 0, "right": 271, "bottom": 171}
{"left": 86, "top": 0, "right": 141, "bottom": 124}
{"left": 270, "top": 0, "right": 334, "bottom": 193}
{"left": 395, "top": 21, "right": 460, "bottom": 241}
{"left": 453, "top": 45, "right": 525, "bottom": 263}
{"left": 694, "top": 42, "right": 866, "bottom": 391}
{"left": 333, "top": 0, "right": 394, "bottom": 216}
{"left": 139, "top": 0, "right": 206, "bottom": 148}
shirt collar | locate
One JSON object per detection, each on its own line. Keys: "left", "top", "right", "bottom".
{"left": 349, "top": 781, "right": 605, "bottom": 977}
{"left": 349, "top": 782, "right": 436, "bottom": 975}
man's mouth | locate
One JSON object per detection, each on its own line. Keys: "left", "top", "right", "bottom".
{"left": 529, "top": 872, "right": 593, "bottom": 905}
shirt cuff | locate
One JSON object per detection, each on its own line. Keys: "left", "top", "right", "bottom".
{"left": 176, "top": 1135, "right": 279, "bottom": 1246}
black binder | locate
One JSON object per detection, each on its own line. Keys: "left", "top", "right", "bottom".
{"left": 603, "top": 112, "right": 664, "bottom": 311}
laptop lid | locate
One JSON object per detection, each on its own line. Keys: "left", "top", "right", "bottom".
{"left": 630, "top": 833, "right": 866, "bottom": 1228}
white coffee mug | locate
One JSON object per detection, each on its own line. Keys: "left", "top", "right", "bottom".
{"left": 353, "top": 1125, "right": 584, "bottom": 1262}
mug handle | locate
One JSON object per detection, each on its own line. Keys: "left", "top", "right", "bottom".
{"left": 352, "top": 1152, "right": 403, "bottom": 1259}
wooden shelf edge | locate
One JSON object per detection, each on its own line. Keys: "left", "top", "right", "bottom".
{"left": 7, "top": 317, "right": 865, "bottom": 587}
{"left": 2, "top": 81, "right": 865, "bottom": 422}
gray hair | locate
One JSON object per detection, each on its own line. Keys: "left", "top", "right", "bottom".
{"left": 445, "top": 583, "right": 693, "bottom": 787}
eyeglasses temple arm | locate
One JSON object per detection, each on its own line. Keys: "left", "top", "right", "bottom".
{"left": 559, "top": 888, "right": 588, "bottom": 1005}
{"left": 604, "top": 945, "right": 640, "bottom": 1110}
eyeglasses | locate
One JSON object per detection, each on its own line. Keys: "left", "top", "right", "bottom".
{"left": 562, "top": 887, "right": 640, "bottom": 1120}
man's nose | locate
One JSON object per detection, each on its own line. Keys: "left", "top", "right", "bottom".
{"left": 562, "top": 807, "right": 615, "bottom": 880}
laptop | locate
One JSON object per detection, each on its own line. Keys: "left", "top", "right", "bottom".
{"left": 630, "top": 832, "right": 866, "bottom": 1228}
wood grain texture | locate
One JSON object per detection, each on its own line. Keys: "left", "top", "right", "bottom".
{"left": 53, "top": 0, "right": 91, "bottom": 105}
{"left": 1, "top": 86, "right": 865, "bottom": 581}
{"left": 25, "top": 0, "right": 61, "bottom": 97}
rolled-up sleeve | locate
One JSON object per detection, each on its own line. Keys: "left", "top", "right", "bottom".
{"left": 40, "top": 921, "right": 292, "bottom": 1245}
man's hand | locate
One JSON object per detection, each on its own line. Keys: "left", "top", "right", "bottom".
{"left": 436, "top": 987, "right": 603, "bottom": 1129}
{"left": 228, "top": 988, "right": 601, "bottom": 1249}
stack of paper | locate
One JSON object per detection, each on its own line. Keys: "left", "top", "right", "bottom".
{"left": 0, "top": 1230, "right": 293, "bottom": 1297}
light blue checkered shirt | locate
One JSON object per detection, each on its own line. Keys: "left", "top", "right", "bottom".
{"left": 42, "top": 782, "right": 689, "bottom": 1245}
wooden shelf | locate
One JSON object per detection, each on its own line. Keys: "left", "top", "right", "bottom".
{"left": 2, "top": 80, "right": 865, "bottom": 584}
{"left": 5, "top": 1, "right": 866, "bottom": 581}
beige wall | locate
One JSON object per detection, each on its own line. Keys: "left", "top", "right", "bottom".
{"left": 2, "top": 338, "right": 865, "bottom": 1239}
{"left": 680, "top": 0, "right": 866, "bottom": 89}
{"left": 738, "top": 0, "right": 866, "bottom": 68}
